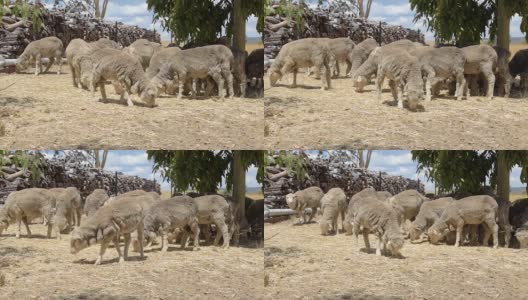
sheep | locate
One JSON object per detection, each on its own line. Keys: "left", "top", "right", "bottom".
{"left": 509, "top": 198, "right": 528, "bottom": 248}
{"left": 146, "top": 47, "right": 182, "bottom": 95}
{"left": 388, "top": 190, "right": 429, "bottom": 223}
{"left": 428, "top": 195, "right": 499, "bottom": 248}
{"left": 0, "top": 188, "right": 56, "bottom": 238}
{"left": 90, "top": 48, "right": 159, "bottom": 107}
{"left": 409, "top": 197, "right": 454, "bottom": 242}
{"left": 410, "top": 46, "right": 466, "bottom": 101}
{"left": 269, "top": 38, "right": 332, "bottom": 90}
{"left": 348, "top": 38, "right": 378, "bottom": 77}
{"left": 123, "top": 39, "right": 163, "bottom": 70}
{"left": 65, "top": 39, "right": 92, "bottom": 88}
{"left": 319, "top": 188, "right": 347, "bottom": 235}
{"left": 191, "top": 195, "right": 233, "bottom": 248}
{"left": 375, "top": 50, "right": 425, "bottom": 110}
{"left": 376, "top": 191, "right": 392, "bottom": 202}
{"left": 349, "top": 188, "right": 405, "bottom": 257}
{"left": 84, "top": 189, "right": 109, "bottom": 217}
{"left": 509, "top": 49, "right": 528, "bottom": 96}
{"left": 143, "top": 196, "right": 200, "bottom": 252}
{"left": 70, "top": 195, "right": 150, "bottom": 265}
{"left": 344, "top": 187, "right": 381, "bottom": 234}
{"left": 91, "top": 38, "right": 122, "bottom": 50}
{"left": 230, "top": 47, "right": 248, "bottom": 97}
{"left": 16, "top": 36, "right": 63, "bottom": 75}
{"left": 48, "top": 187, "right": 82, "bottom": 238}
{"left": 327, "top": 37, "right": 356, "bottom": 77}
{"left": 493, "top": 46, "right": 512, "bottom": 97}
{"left": 246, "top": 48, "right": 264, "bottom": 97}
{"left": 461, "top": 44, "right": 497, "bottom": 100}
{"left": 285, "top": 186, "right": 324, "bottom": 225}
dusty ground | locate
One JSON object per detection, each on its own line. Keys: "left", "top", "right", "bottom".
{"left": 0, "top": 68, "right": 263, "bottom": 149}
{"left": 264, "top": 218, "right": 528, "bottom": 300}
{"left": 264, "top": 73, "right": 528, "bottom": 149}
{"left": 0, "top": 223, "right": 263, "bottom": 299}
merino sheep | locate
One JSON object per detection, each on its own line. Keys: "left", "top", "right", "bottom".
{"left": 269, "top": 38, "right": 332, "bottom": 90}
{"left": 461, "top": 44, "right": 497, "bottom": 100}
{"left": 376, "top": 191, "right": 392, "bottom": 202}
{"left": 410, "top": 47, "right": 467, "bottom": 101}
{"left": 428, "top": 195, "right": 499, "bottom": 248}
{"left": 123, "top": 39, "right": 163, "bottom": 70}
{"left": 191, "top": 195, "right": 233, "bottom": 248}
{"left": 286, "top": 186, "right": 324, "bottom": 225}
{"left": 388, "top": 190, "right": 429, "bottom": 223}
{"left": 509, "top": 198, "right": 528, "bottom": 248}
{"left": 344, "top": 188, "right": 381, "bottom": 234}
{"left": 348, "top": 38, "right": 378, "bottom": 77}
{"left": 143, "top": 196, "right": 200, "bottom": 252}
{"left": 319, "top": 188, "right": 347, "bottom": 235}
{"left": 327, "top": 38, "right": 356, "bottom": 77}
{"left": 0, "top": 188, "right": 56, "bottom": 238}
{"left": 146, "top": 47, "right": 182, "bottom": 95}
{"left": 409, "top": 197, "right": 454, "bottom": 241}
{"left": 70, "top": 194, "right": 154, "bottom": 265}
{"left": 49, "top": 187, "right": 82, "bottom": 238}
{"left": 16, "top": 36, "right": 63, "bottom": 75}
{"left": 84, "top": 189, "right": 109, "bottom": 217}
{"left": 90, "top": 48, "right": 158, "bottom": 107}
{"left": 509, "top": 49, "right": 528, "bottom": 96}
{"left": 92, "top": 38, "right": 122, "bottom": 50}
{"left": 350, "top": 188, "right": 405, "bottom": 257}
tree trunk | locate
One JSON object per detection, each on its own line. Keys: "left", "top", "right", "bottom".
{"left": 233, "top": 151, "right": 248, "bottom": 230}
{"left": 101, "top": 150, "right": 108, "bottom": 169}
{"left": 358, "top": 0, "right": 364, "bottom": 18}
{"left": 365, "top": 0, "right": 373, "bottom": 19}
{"left": 358, "top": 151, "right": 364, "bottom": 168}
{"left": 496, "top": 150, "right": 510, "bottom": 201}
{"left": 94, "top": 0, "right": 101, "bottom": 18}
{"left": 101, "top": 0, "right": 109, "bottom": 19}
{"left": 365, "top": 150, "right": 372, "bottom": 169}
{"left": 233, "top": 0, "right": 246, "bottom": 51}
{"left": 496, "top": 0, "right": 511, "bottom": 51}
{"left": 94, "top": 151, "right": 100, "bottom": 169}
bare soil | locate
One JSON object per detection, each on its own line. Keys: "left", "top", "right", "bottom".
{"left": 0, "top": 68, "right": 263, "bottom": 149}
{"left": 0, "top": 223, "right": 263, "bottom": 299}
{"left": 264, "top": 73, "right": 528, "bottom": 149}
{"left": 264, "top": 218, "right": 528, "bottom": 300}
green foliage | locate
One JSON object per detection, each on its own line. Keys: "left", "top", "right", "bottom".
{"left": 147, "top": 0, "right": 263, "bottom": 45}
{"left": 0, "top": 150, "right": 45, "bottom": 184}
{"left": 410, "top": 0, "right": 528, "bottom": 46}
{"left": 10, "top": 1, "right": 45, "bottom": 32}
{"left": 412, "top": 150, "right": 528, "bottom": 194}
{"left": 147, "top": 150, "right": 264, "bottom": 194}
{"left": 269, "top": 150, "right": 307, "bottom": 181}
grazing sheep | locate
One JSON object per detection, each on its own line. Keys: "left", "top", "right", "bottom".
{"left": 143, "top": 196, "right": 200, "bottom": 252}
{"left": 375, "top": 50, "right": 425, "bottom": 110}
{"left": 376, "top": 191, "right": 392, "bottom": 202}
{"left": 146, "top": 47, "right": 182, "bottom": 95}
{"left": 509, "top": 49, "right": 528, "bottom": 96}
{"left": 191, "top": 195, "right": 233, "bottom": 248}
{"left": 65, "top": 39, "right": 92, "bottom": 88}
{"left": 269, "top": 38, "right": 332, "bottom": 90}
{"left": 49, "top": 187, "right": 82, "bottom": 237}
{"left": 350, "top": 188, "right": 405, "bottom": 257}
{"left": 428, "top": 195, "right": 499, "bottom": 248}
{"left": 84, "top": 189, "right": 109, "bottom": 217}
{"left": 319, "top": 188, "right": 347, "bottom": 235}
{"left": 0, "top": 188, "right": 56, "bottom": 238}
{"left": 461, "top": 44, "right": 497, "bottom": 100}
{"left": 90, "top": 48, "right": 159, "bottom": 107}
{"left": 509, "top": 198, "right": 528, "bottom": 248}
{"left": 344, "top": 188, "right": 381, "bottom": 234}
{"left": 409, "top": 197, "right": 454, "bottom": 241}
{"left": 16, "top": 36, "right": 63, "bottom": 75}
{"left": 285, "top": 186, "right": 324, "bottom": 225}
{"left": 348, "top": 38, "right": 378, "bottom": 77}
{"left": 327, "top": 38, "right": 356, "bottom": 77}
{"left": 388, "top": 190, "right": 429, "bottom": 223}
{"left": 91, "top": 38, "right": 122, "bottom": 50}
{"left": 246, "top": 48, "right": 264, "bottom": 97}
{"left": 410, "top": 47, "right": 466, "bottom": 101}
{"left": 493, "top": 46, "right": 512, "bottom": 97}
{"left": 123, "top": 39, "right": 163, "bottom": 70}
{"left": 70, "top": 196, "right": 149, "bottom": 265}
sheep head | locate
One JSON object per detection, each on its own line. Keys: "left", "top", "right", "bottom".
{"left": 285, "top": 193, "right": 297, "bottom": 210}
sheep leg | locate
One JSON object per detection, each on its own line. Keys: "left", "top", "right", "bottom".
{"left": 484, "top": 68, "right": 495, "bottom": 100}
{"left": 76, "top": 208, "right": 81, "bottom": 227}
{"left": 113, "top": 236, "right": 124, "bottom": 263}
{"left": 46, "top": 222, "right": 53, "bottom": 239}
{"left": 388, "top": 80, "right": 398, "bottom": 102}
{"left": 56, "top": 54, "right": 62, "bottom": 75}
{"left": 292, "top": 69, "right": 298, "bottom": 88}
{"left": 375, "top": 234, "right": 382, "bottom": 256}
{"left": 35, "top": 54, "right": 42, "bottom": 75}
{"left": 504, "top": 224, "right": 512, "bottom": 248}
{"left": 376, "top": 70, "right": 385, "bottom": 102}
{"left": 220, "top": 66, "right": 234, "bottom": 99}
{"left": 161, "top": 231, "right": 169, "bottom": 252}
{"left": 210, "top": 72, "right": 225, "bottom": 99}
{"left": 69, "top": 64, "right": 78, "bottom": 87}
{"left": 218, "top": 220, "right": 230, "bottom": 249}
{"left": 94, "top": 241, "right": 109, "bottom": 265}
{"left": 191, "top": 222, "right": 200, "bottom": 250}
{"left": 353, "top": 220, "right": 360, "bottom": 244}
{"left": 44, "top": 57, "right": 54, "bottom": 74}
{"left": 484, "top": 218, "right": 499, "bottom": 248}
{"left": 16, "top": 216, "right": 22, "bottom": 238}
{"left": 21, "top": 216, "right": 32, "bottom": 237}
{"left": 397, "top": 84, "right": 404, "bottom": 109}
{"left": 333, "top": 60, "right": 340, "bottom": 78}
{"left": 137, "top": 224, "right": 145, "bottom": 259}
{"left": 455, "top": 223, "right": 463, "bottom": 247}
{"left": 362, "top": 231, "right": 371, "bottom": 252}
{"left": 99, "top": 83, "right": 107, "bottom": 102}
{"left": 345, "top": 60, "right": 352, "bottom": 77}
{"left": 124, "top": 89, "right": 134, "bottom": 107}
{"left": 325, "top": 60, "right": 332, "bottom": 90}
{"left": 307, "top": 207, "right": 317, "bottom": 223}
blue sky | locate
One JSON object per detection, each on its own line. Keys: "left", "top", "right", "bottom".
{"left": 44, "top": 151, "right": 260, "bottom": 192}
{"left": 54, "top": 0, "right": 260, "bottom": 41}
{"left": 309, "top": 0, "right": 524, "bottom": 40}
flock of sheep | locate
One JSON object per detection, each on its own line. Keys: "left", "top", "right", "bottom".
{"left": 0, "top": 188, "right": 237, "bottom": 265}
{"left": 14, "top": 36, "right": 264, "bottom": 107}
{"left": 286, "top": 186, "right": 528, "bottom": 257}
{"left": 268, "top": 37, "right": 527, "bottom": 111}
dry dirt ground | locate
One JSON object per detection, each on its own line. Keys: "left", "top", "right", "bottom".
{"left": 264, "top": 73, "right": 528, "bottom": 149}
{"left": 264, "top": 218, "right": 528, "bottom": 300}
{"left": 0, "top": 223, "right": 263, "bottom": 299}
{"left": 0, "top": 68, "right": 263, "bottom": 149}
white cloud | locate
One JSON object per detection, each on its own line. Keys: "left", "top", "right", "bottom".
{"left": 370, "top": 2, "right": 411, "bottom": 16}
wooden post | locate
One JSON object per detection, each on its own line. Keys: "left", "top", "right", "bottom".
{"left": 378, "top": 171, "right": 382, "bottom": 190}
{"left": 114, "top": 21, "right": 118, "bottom": 42}
{"left": 114, "top": 171, "right": 118, "bottom": 196}
{"left": 378, "top": 21, "right": 382, "bottom": 46}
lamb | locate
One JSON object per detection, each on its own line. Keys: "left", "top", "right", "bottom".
{"left": 319, "top": 188, "right": 347, "bottom": 235}
{"left": 90, "top": 48, "right": 159, "bottom": 107}
{"left": 427, "top": 195, "right": 499, "bottom": 248}
{"left": 350, "top": 188, "right": 405, "bottom": 257}
{"left": 84, "top": 189, "right": 109, "bottom": 217}
{"left": 0, "top": 188, "right": 56, "bottom": 238}
{"left": 269, "top": 38, "right": 332, "bottom": 90}
{"left": 285, "top": 186, "right": 324, "bottom": 225}
{"left": 348, "top": 38, "right": 378, "bottom": 77}
{"left": 509, "top": 198, "right": 528, "bottom": 248}
{"left": 16, "top": 36, "right": 63, "bottom": 75}
{"left": 409, "top": 197, "right": 454, "bottom": 241}
{"left": 410, "top": 47, "right": 466, "bottom": 101}
{"left": 143, "top": 196, "right": 200, "bottom": 252}
{"left": 461, "top": 44, "right": 497, "bottom": 100}
{"left": 509, "top": 49, "right": 528, "bottom": 96}
{"left": 123, "top": 39, "right": 163, "bottom": 70}
{"left": 70, "top": 196, "right": 149, "bottom": 265}
{"left": 375, "top": 50, "right": 425, "bottom": 110}
{"left": 327, "top": 38, "right": 356, "bottom": 77}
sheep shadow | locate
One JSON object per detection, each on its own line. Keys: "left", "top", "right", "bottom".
{"left": 73, "top": 255, "right": 147, "bottom": 265}
{"left": 0, "top": 96, "right": 35, "bottom": 108}
{"left": 0, "top": 233, "right": 51, "bottom": 240}
{"left": 98, "top": 98, "right": 156, "bottom": 108}
{"left": 274, "top": 83, "right": 321, "bottom": 90}
{"left": 381, "top": 99, "right": 425, "bottom": 112}
{"left": 359, "top": 247, "right": 406, "bottom": 259}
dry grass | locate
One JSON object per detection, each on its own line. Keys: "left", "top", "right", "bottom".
{"left": 247, "top": 191, "right": 264, "bottom": 200}
{"left": 264, "top": 218, "right": 528, "bottom": 300}
{"left": 511, "top": 191, "right": 527, "bottom": 201}
{"left": 509, "top": 42, "right": 527, "bottom": 56}
{"left": 0, "top": 223, "right": 263, "bottom": 299}
{"left": 0, "top": 68, "right": 263, "bottom": 149}
{"left": 247, "top": 42, "right": 264, "bottom": 53}
{"left": 264, "top": 72, "right": 528, "bottom": 149}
